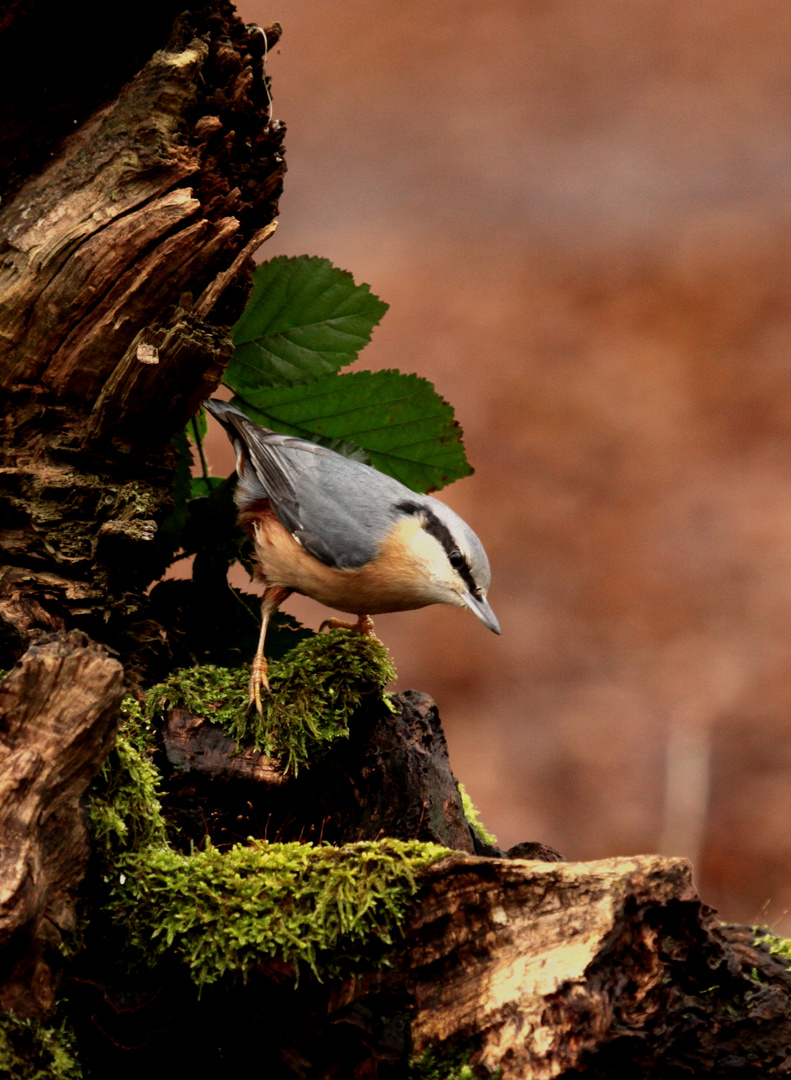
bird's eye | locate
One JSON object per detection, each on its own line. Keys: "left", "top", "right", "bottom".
{"left": 448, "top": 549, "right": 465, "bottom": 569}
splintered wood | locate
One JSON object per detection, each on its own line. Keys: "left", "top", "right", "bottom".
{"left": 0, "top": 633, "right": 122, "bottom": 1015}
{"left": 405, "top": 854, "right": 694, "bottom": 1075}
{"left": 336, "top": 851, "right": 791, "bottom": 1077}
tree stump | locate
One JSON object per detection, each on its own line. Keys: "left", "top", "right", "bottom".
{"left": 160, "top": 689, "right": 483, "bottom": 853}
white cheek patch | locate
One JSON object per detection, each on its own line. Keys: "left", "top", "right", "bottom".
{"left": 407, "top": 527, "right": 463, "bottom": 596}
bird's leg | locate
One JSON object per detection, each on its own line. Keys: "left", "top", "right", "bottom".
{"left": 249, "top": 585, "right": 293, "bottom": 715}
{"left": 319, "top": 613, "right": 379, "bottom": 640}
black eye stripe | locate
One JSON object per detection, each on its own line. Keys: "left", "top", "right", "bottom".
{"left": 396, "top": 501, "right": 479, "bottom": 595}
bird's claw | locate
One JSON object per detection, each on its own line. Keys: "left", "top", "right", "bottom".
{"left": 320, "top": 615, "right": 379, "bottom": 640}
{"left": 248, "top": 656, "right": 270, "bottom": 717}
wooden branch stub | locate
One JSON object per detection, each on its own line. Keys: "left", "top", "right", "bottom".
{"left": 159, "top": 690, "right": 481, "bottom": 853}
{"left": 0, "top": 631, "right": 123, "bottom": 1016}
{"left": 165, "top": 708, "right": 286, "bottom": 785}
{"left": 331, "top": 853, "right": 791, "bottom": 1077}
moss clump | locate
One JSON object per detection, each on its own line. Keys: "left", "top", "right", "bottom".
{"left": 754, "top": 929, "right": 791, "bottom": 965}
{"left": 409, "top": 1045, "right": 500, "bottom": 1080}
{"left": 84, "top": 696, "right": 167, "bottom": 861}
{"left": 83, "top": 686, "right": 448, "bottom": 992}
{"left": 146, "top": 629, "right": 397, "bottom": 773}
{"left": 145, "top": 662, "right": 249, "bottom": 731}
{"left": 106, "top": 838, "right": 447, "bottom": 987}
{"left": 0, "top": 1013, "right": 81, "bottom": 1080}
{"left": 458, "top": 783, "right": 497, "bottom": 847}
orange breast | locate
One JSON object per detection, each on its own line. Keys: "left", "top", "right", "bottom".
{"left": 249, "top": 510, "right": 437, "bottom": 615}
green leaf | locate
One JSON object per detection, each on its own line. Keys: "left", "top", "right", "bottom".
{"left": 227, "top": 256, "right": 389, "bottom": 390}
{"left": 189, "top": 475, "right": 227, "bottom": 499}
{"left": 232, "top": 370, "right": 472, "bottom": 493}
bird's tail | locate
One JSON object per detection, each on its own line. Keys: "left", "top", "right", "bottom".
{"left": 204, "top": 398, "right": 259, "bottom": 436}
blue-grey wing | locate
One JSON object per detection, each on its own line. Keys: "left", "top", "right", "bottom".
{"left": 257, "top": 441, "right": 413, "bottom": 569}
{"left": 205, "top": 400, "right": 410, "bottom": 570}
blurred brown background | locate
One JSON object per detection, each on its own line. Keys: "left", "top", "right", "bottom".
{"left": 212, "top": 0, "right": 791, "bottom": 931}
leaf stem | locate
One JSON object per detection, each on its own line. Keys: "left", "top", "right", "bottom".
{"left": 191, "top": 415, "right": 211, "bottom": 483}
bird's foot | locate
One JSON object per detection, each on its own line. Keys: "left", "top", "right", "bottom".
{"left": 319, "top": 614, "right": 379, "bottom": 640}
{"left": 247, "top": 654, "right": 270, "bottom": 717}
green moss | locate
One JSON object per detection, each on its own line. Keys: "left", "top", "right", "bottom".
{"left": 145, "top": 629, "right": 397, "bottom": 773}
{"left": 145, "top": 663, "right": 248, "bottom": 729}
{"left": 106, "top": 838, "right": 447, "bottom": 987}
{"left": 409, "top": 1045, "right": 500, "bottom": 1080}
{"left": 83, "top": 682, "right": 448, "bottom": 992}
{"left": 84, "top": 696, "right": 167, "bottom": 861}
{"left": 458, "top": 783, "right": 497, "bottom": 847}
{"left": 0, "top": 1013, "right": 81, "bottom": 1080}
{"left": 754, "top": 928, "right": 791, "bottom": 964}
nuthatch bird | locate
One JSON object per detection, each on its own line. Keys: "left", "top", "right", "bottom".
{"left": 204, "top": 399, "right": 500, "bottom": 714}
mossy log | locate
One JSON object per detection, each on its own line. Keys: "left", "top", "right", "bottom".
{"left": 68, "top": 653, "right": 788, "bottom": 1077}
{"left": 64, "top": 839, "right": 791, "bottom": 1078}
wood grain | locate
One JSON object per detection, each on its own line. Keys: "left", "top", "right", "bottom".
{"left": 0, "top": 631, "right": 122, "bottom": 1016}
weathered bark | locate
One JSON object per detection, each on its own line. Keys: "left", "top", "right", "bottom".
{"left": 0, "top": 632, "right": 122, "bottom": 1017}
{"left": 0, "top": 2, "right": 283, "bottom": 679}
{"left": 66, "top": 850, "right": 791, "bottom": 1078}
{"left": 161, "top": 690, "right": 486, "bottom": 854}
{"left": 360, "top": 855, "right": 791, "bottom": 1077}
{"left": 0, "top": 8, "right": 281, "bottom": 419}
{"left": 0, "top": 0, "right": 200, "bottom": 203}
{"left": 309, "top": 853, "right": 791, "bottom": 1078}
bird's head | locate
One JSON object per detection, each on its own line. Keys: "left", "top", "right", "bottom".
{"left": 392, "top": 497, "right": 500, "bottom": 634}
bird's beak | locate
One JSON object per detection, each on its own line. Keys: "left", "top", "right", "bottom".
{"left": 463, "top": 591, "right": 501, "bottom": 635}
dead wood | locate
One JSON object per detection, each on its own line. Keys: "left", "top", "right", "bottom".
{"left": 0, "top": 0, "right": 203, "bottom": 203}
{"left": 140, "top": 694, "right": 791, "bottom": 1076}
{"left": 0, "top": 3, "right": 284, "bottom": 679}
{"left": 159, "top": 690, "right": 485, "bottom": 854}
{"left": 329, "top": 853, "right": 791, "bottom": 1078}
{"left": 0, "top": 631, "right": 122, "bottom": 1017}
{"left": 67, "top": 850, "right": 791, "bottom": 1079}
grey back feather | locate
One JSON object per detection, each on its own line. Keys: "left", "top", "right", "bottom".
{"left": 205, "top": 400, "right": 421, "bottom": 569}
{"left": 204, "top": 400, "right": 491, "bottom": 586}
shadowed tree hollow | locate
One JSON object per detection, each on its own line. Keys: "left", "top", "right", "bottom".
{"left": 0, "top": 2, "right": 790, "bottom": 1077}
